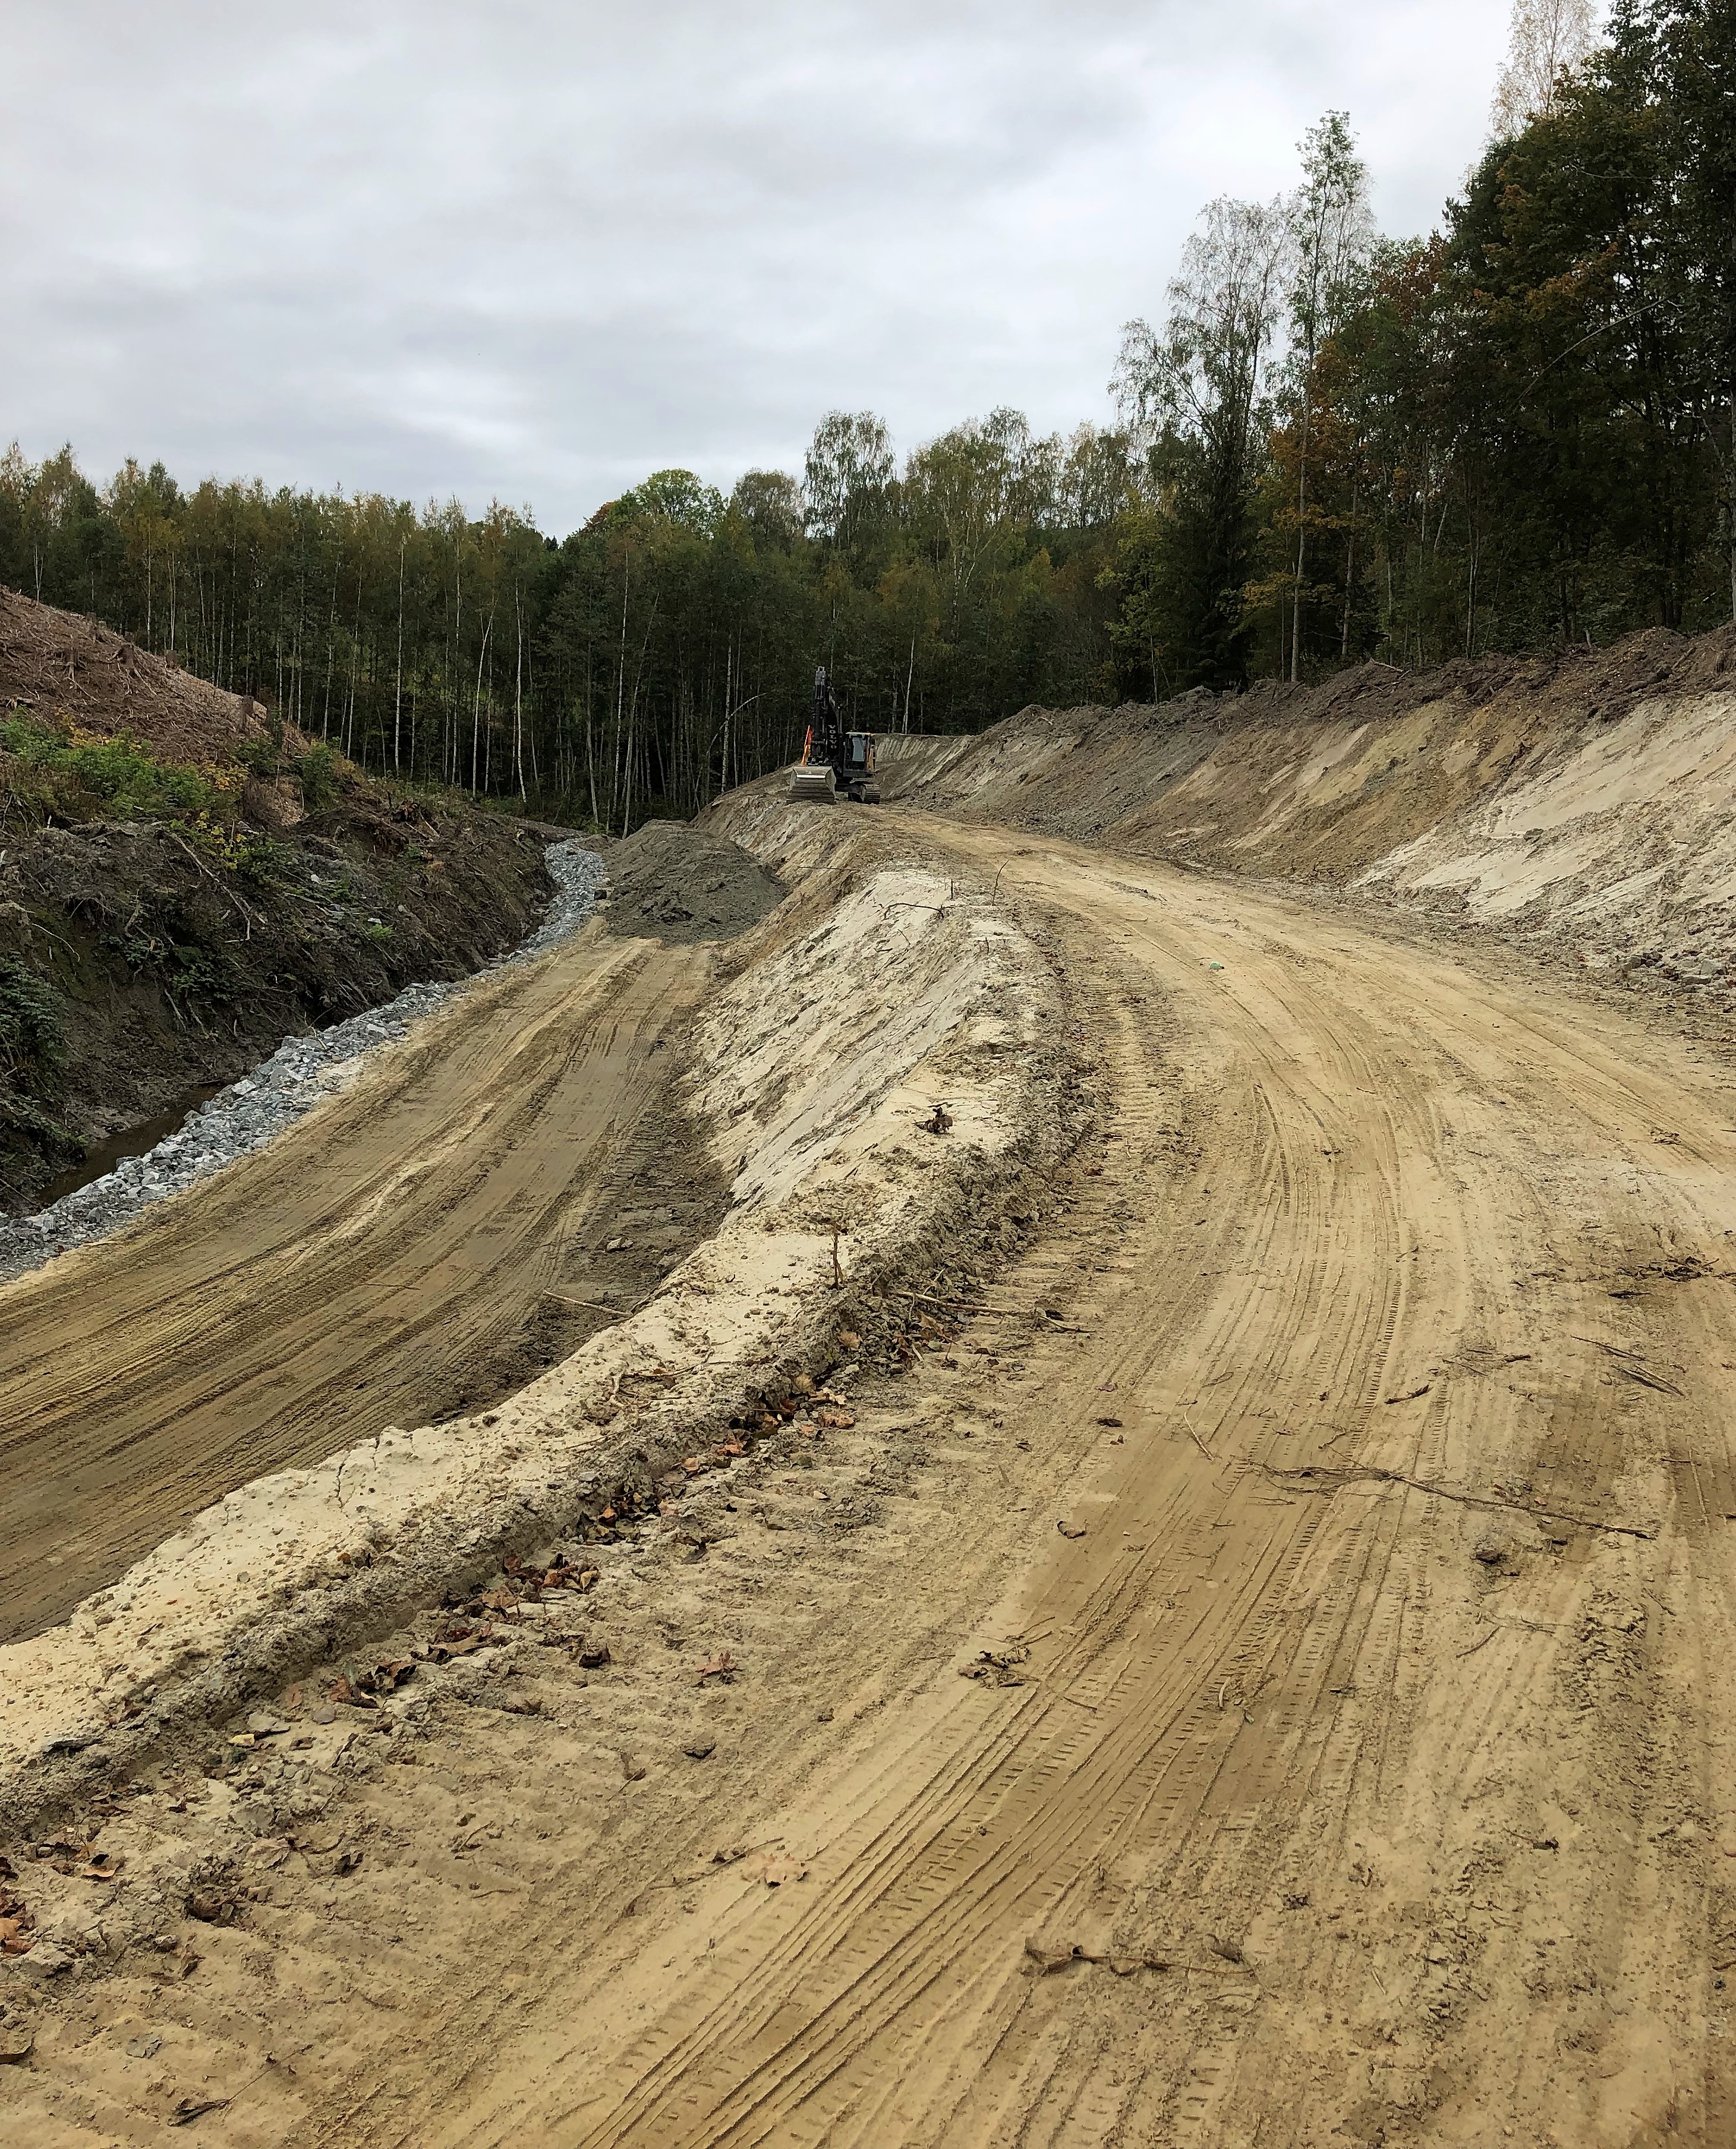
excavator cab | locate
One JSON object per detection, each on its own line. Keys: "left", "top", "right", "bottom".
{"left": 789, "top": 667, "right": 881, "bottom": 804}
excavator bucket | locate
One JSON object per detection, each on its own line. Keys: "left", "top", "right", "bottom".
{"left": 788, "top": 762, "right": 836, "bottom": 804}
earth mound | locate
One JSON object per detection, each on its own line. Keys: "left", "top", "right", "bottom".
{"left": 600, "top": 821, "right": 784, "bottom": 941}
{"left": 0, "top": 587, "right": 562, "bottom": 1210}
{"left": 0, "top": 584, "right": 301, "bottom": 767}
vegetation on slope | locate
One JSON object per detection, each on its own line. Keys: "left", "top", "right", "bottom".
{"left": 0, "top": 591, "right": 557, "bottom": 1209}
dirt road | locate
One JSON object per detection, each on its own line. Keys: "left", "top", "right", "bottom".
{"left": 0, "top": 925, "right": 710, "bottom": 1643}
{"left": 10, "top": 819, "right": 1736, "bottom": 2147}
{"left": 388, "top": 823, "right": 1736, "bottom": 2147}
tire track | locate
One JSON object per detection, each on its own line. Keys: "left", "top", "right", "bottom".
{"left": 0, "top": 927, "right": 710, "bottom": 1641}
{"left": 415, "top": 823, "right": 1736, "bottom": 2149}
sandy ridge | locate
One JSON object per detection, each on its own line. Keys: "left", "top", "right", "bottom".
{"left": 0, "top": 814, "right": 1061, "bottom": 1835}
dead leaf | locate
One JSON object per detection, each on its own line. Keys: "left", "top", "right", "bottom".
{"left": 430, "top": 1634, "right": 484, "bottom": 1663}
{"left": 695, "top": 1651, "right": 738, "bottom": 1680}
{"left": 78, "top": 1852, "right": 124, "bottom": 1881}
{"left": 357, "top": 1658, "right": 415, "bottom": 1694}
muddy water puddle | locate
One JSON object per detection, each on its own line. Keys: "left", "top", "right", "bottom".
{"left": 33, "top": 1082, "right": 226, "bottom": 1209}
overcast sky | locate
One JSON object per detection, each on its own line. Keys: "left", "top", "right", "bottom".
{"left": 1, "top": 0, "right": 1517, "bottom": 533}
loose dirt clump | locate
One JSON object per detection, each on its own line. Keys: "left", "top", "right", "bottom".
{"left": 598, "top": 821, "right": 784, "bottom": 941}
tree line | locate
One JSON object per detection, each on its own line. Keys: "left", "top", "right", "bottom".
{"left": 2, "top": 0, "right": 1730, "bottom": 827}
{"left": 0, "top": 421, "right": 1126, "bottom": 828}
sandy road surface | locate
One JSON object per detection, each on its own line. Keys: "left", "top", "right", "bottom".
{"left": 0, "top": 925, "right": 707, "bottom": 1644}
{"left": 390, "top": 822, "right": 1736, "bottom": 2148}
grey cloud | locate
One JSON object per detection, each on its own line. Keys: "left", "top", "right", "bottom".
{"left": 2, "top": 0, "right": 1517, "bottom": 529}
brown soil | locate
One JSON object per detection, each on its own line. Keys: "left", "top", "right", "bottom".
{"left": 598, "top": 820, "right": 785, "bottom": 941}
{"left": 0, "top": 587, "right": 565, "bottom": 1209}
{"left": 0, "top": 922, "right": 716, "bottom": 1645}
{"left": 8, "top": 817, "right": 1736, "bottom": 2144}
{"left": 880, "top": 620, "right": 1736, "bottom": 887}
{"left": 0, "top": 810, "right": 557, "bottom": 1210}
{"left": 0, "top": 586, "right": 304, "bottom": 766}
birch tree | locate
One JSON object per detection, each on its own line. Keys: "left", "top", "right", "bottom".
{"left": 1491, "top": 0, "right": 1600, "bottom": 136}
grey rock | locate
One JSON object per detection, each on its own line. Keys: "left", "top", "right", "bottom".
{"left": 0, "top": 842, "right": 605, "bottom": 1285}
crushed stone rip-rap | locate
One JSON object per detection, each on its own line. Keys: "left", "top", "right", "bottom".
{"left": 0, "top": 841, "right": 606, "bottom": 1286}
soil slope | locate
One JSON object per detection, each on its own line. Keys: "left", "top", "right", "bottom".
{"left": 881, "top": 621, "right": 1736, "bottom": 1005}
{"left": 11, "top": 642, "right": 1736, "bottom": 2147}
{"left": 5, "top": 817, "right": 1731, "bottom": 2146}
{"left": 1, "top": 588, "right": 562, "bottom": 1209}
{"left": 0, "top": 923, "right": 716, "bottom": 1642}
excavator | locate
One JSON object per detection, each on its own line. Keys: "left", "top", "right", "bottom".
{"left": 789, "top": 667, "right": 881, "bottom": 804}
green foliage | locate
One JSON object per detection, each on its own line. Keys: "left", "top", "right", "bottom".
{"left": 100, "top": 925, "right": 236, "bottom": 1003}
{"left": 1254, "top": 10, "right": 1736, "bottom": 668}
{"left": 0, "top": 420, "right": 1130, "bottom": 836}
{"left": 180, "top": 813, "right": 291, "bottom": 886}
{"left": 0, "top": 957, "right": 68, "bottom": 1081}
{"left": 0, "top": 710, "right": 223, "bottom": 821}
{"left": 295, "top": 742, "right": 339, "bottom": 811}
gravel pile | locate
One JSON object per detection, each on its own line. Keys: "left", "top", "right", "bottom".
{"left": 0, "top": 840, "right": 607, "bottom": 1287}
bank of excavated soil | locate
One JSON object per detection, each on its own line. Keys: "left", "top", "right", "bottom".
{"left": 0, "top": 588, "right": 572, "bottom": 1211}
{"left": 878, "top": 620, "right": 1736, "bottom": 1007}
{"left": 0, "top": 806, "right": 1066, "bottom": 1814}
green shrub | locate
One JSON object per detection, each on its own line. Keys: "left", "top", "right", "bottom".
{"left": 295, "top": 742, "right": 339, "bottom": 811}
{"left": 0, "top": 957, "right": 68, "bottom": 1082}
{"left": 0, "top": 710, "right": 225, "bottom": 821}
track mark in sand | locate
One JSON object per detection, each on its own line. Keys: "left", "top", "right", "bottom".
{"left": 433, "top": 823, "right": 1736, "bottom": 2149}
{"left": 0, "top": 928, "right": 713, "bottom": 1641}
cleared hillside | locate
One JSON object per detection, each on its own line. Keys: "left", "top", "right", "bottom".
{"left": 0, "top": 587, "right": 562, "bottom": 1209}
{"left": 878, "top": 623, "right": 1736, "bottom": 1000}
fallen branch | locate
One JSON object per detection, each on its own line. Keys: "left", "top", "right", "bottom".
{"left": 540, "top": 1291, "right": 641, "bottom": 1319}
{"left": 1183, "top": 1419, "right": 1217, "bottom": 1463}
{"left": 1023, "top": 1936, "right": 1250, "bottom": 1977}
{"left": 167, "top": 829, "right": 261, "bottom": 940}
{"left": 1616, "top": 1361, "right": 1684, "bottom": 1397}
{"left": 1259, "top": 1463, "right": 1654, "bottom": 1541}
